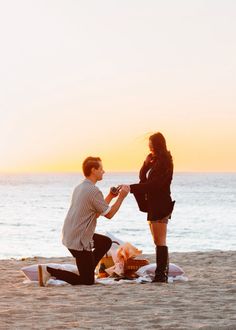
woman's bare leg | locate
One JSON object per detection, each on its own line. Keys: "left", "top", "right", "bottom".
{"left": 149, "top": 222, "right": 167, "bottom": 246}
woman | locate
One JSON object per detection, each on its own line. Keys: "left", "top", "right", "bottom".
{"left": 129, "top": 132, "right": 175, "bottom": 283}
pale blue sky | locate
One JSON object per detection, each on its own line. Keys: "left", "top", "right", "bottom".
{"left": 0, "top": 0, "right": 235, "bottom": 172}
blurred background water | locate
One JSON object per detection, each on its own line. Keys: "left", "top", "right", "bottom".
{"left": 0, "top": 172, "right": 235, "bottom": 259}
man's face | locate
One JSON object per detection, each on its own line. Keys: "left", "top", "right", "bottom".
{"left": 94, "top": 161, "right": 105, "bottom": 181}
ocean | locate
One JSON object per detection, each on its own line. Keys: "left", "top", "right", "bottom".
{"left": 0, "top": 172, "right": 235, "bottom": 259}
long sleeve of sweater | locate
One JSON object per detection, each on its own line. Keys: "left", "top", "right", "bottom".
{"left": 139, "top": 162, "right": 151, "bottom": 182}
{"left": 131, "top": 167, "right": 172, "bottom": 195}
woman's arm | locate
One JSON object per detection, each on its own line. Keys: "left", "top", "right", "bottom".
{"left": 131, "top": 167, "right": 172, "bottom": 195}
{"left": 139, "top": 163, "right": 149, "bottom": 182}
{"left": 139, "top": 154, "right": 154, "bottom": 182}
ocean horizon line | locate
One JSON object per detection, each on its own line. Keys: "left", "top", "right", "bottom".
{"left": 0, "top": 170, "right": 236, "bottom": 176}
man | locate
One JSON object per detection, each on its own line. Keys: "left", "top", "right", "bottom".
{"left": 39, "top": 156, "right": 129, "bottom": 286}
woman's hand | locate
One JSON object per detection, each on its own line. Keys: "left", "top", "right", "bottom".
{"left": 119, "top": 185, "right": 130, "bottom": 198}
{"left": 144, "top": 153, "right": 154, "bottom": 167}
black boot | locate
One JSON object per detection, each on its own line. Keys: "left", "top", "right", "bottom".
{"left": 152, "top": 245, "right": 169, "bottom": 283}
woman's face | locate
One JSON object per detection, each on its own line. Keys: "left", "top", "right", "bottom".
{"left": 149, "top": 139, "right": 155, "bottom": 154}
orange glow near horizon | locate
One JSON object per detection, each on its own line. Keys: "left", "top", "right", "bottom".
{"left": 1, "top": 125, "right": 235, "bottom": 174}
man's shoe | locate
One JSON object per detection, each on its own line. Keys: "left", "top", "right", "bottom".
{"left": 38, "top": 264, "right": 51, "bottom": 287}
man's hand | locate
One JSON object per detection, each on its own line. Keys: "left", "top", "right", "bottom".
{"left": 109, "top": 186, "right": 121, "bottom": 197}
{"left": 104, "top": 185, "right": 130, "bottom": 219}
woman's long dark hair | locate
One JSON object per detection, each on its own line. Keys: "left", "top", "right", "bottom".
{"left": 149, "top": 132, "right": 173, "bottom": 170}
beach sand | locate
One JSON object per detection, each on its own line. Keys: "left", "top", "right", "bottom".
{"left": 0, "top": 251, "right": 235, "bottom": 330}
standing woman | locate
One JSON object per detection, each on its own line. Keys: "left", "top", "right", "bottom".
{"left": 129, "top": 132, "right": 175, "bottom": 283}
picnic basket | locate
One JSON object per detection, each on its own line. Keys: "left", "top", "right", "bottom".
{"left": 124, "top": 257, "right": 149, "bottom": 278}
{"left": 97, "top": 241, "right": 149, "bottom": 278}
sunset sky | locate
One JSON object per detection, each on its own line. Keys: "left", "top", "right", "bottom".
{"left": 0, "top": 0, "right": 235, "bottom": 173}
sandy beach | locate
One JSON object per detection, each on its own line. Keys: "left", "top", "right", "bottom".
{"left": 0, "top": 251, "right": 235, "bottom": 330}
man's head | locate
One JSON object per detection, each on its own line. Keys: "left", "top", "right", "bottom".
{"left": 82, "top": 156, "right": 104, "bottom": 181}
